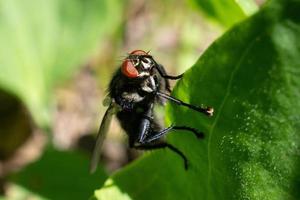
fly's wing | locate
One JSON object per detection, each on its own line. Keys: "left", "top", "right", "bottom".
{"left": 90, "top": 102, "right": 119, "bottom": 173}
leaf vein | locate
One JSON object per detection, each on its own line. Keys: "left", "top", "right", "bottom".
{"left": 206, "top": 35, "right": 259, "bottom": 197}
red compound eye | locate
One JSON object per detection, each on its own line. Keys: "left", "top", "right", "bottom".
{"left": 129, "top": 50, "right": 148, "bottom": 56}
{"left": 121, "top": 59, "right": 139, "bottom": 78}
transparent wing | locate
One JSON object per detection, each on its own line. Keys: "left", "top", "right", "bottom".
{"left": 90, "top": 102, "right": 118, "bottom": 173}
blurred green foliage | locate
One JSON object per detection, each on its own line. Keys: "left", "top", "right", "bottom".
{"left": 0, "top": 0, "right": 122, "bottom": 127}
{"left": 2, "top": 184, "right": 47, "bottom": 200}
{"left": 94, "top": 0, "right": 300, "bottom": 199}
{"left": 189, "top": 0, "right": 258, "bottom": 28}
{"left": 12, "top": 148, "right": 107, "bottom": 200}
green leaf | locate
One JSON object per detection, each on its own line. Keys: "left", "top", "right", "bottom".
{"left": 94, "top": 0, "right": 300, "bottom": 199}
{"left": 0, "top": 0, "right": 122, "bottom": 127}
{"left": 12, "top": 148, "right": 108, "bottom": 200}
{"left": 189, "top": 0, "right": 258, "bottom": 28}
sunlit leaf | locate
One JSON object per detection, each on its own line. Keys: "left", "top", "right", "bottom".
{"left": 93, "top": 0, "right": 300, "bottom": 199}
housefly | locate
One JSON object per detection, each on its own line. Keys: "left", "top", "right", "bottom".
{"left": 90, "top": 50, "right": 213, "bottom": 173}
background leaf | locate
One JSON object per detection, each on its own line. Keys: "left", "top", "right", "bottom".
{"left": 188, "top": 0, "right": 258, "bottom": 28}
{"left": 0, "top": 0, "right": 122, "bottom": 127}
{"left": 12, "top": 148, "right": 107, "bottom": 200}
{"left": 94, "top": 0, "right": 300, "bottom": 199}
{"left": 2, "top": 184, "right": 48, "bottom": 200}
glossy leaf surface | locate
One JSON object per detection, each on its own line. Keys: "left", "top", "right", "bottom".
{"left": 94, "top": 0, "right": 300, "bottom": 199}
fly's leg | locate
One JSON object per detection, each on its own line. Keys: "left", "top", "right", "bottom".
{"left": 155, "top": 64, "right": 183, "bottom": 80}
{"left": 144, "top": 125, "right": 204, "bottom": 143}
{"left": 137, "top": 117, "right": 151, "bottom": 143}
{"left": 136, "top": 105, "right": 154, "bottom": 143}
{"left": 132, "top": 142, "right": 188, "bottom": 170}
{"left": 141, "top": 56, "right": 183, "bottom": 80}
{"left": 156, "top": 92, "right": 214, "bottom": 116}
{"left": 144, "top": 126, "right": 174, "bottom": 142}
{"left": 172, "top": 126, "right": 204, "bottom": 139}
{"left": 154, "top": 64, "right": 183, "bottom": 92}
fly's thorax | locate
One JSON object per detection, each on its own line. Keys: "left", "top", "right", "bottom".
{"left": 121, "top": 91, "right": 145, "bottom": 102}
{"left": 140, "top": 75, "right": 157, "bottom": 93}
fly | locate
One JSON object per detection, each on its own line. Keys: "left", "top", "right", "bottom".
{"left": 90, "top": 50, "right": 213, "bottom": 173}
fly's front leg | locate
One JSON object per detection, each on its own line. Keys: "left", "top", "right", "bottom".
{"left": 155, "top": 64, "right": 183, "bottom": 80}
{"left": 154, "top": 64, "right": 183, "bottom": 92}
{"left": 156, "top": 92, "right": 214, "bottom": 116}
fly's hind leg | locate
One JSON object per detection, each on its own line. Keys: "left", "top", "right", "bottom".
{"left": 132, "top": 142, "right": 188, "bottom": 170}
{"left": 133, "top": 124, "right": 204, "bottom": 170}
{"left": 144, "top": 125, "right": 204, "bottom": 143}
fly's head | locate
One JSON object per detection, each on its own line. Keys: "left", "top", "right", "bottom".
{"left": 121, "top": 50, "right": 156, "bottom": 79}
